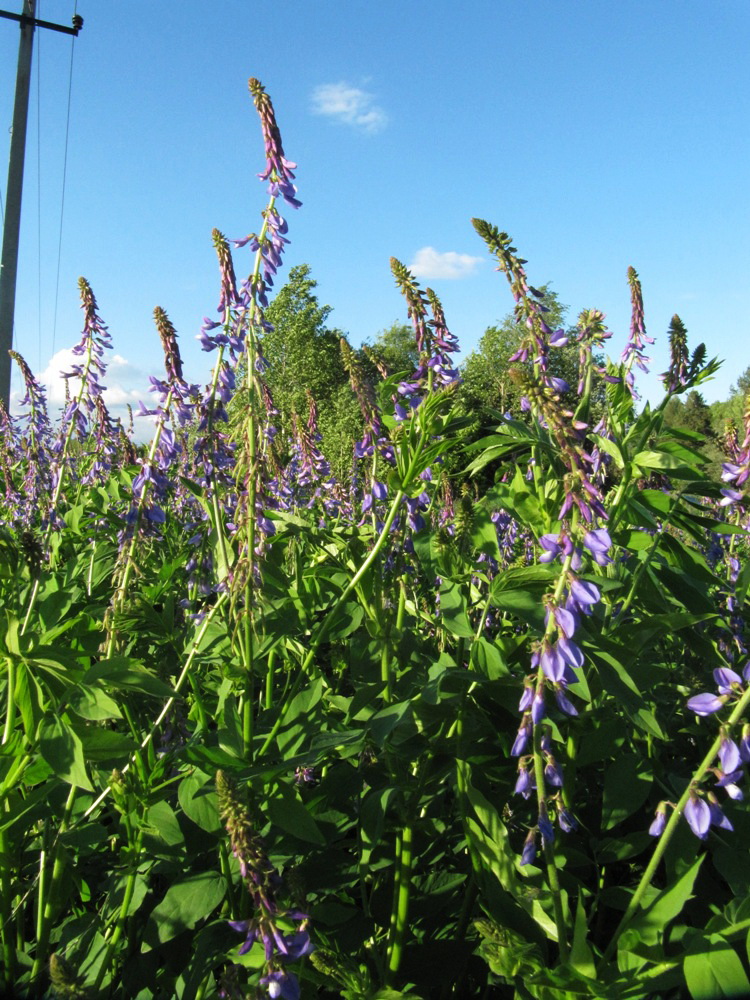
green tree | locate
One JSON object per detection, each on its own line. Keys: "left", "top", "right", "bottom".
{"left": 365, "top": 321, "right": 419, "bottom": 376}
{"left": 262, "top": 265, "right": 350, "bottom": 443}
{"left": 459, "top": 286, "right": 584, "bottom": 420}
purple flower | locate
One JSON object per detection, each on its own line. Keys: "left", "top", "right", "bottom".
{"left": 540, "top": 642, "right": 565, "bottom": 682}
{"left": 649, "top": 804, "right": 667, "bottom": 837}
{"left": 569, "top": 578, "right": 600, "bottom": 607}
{"left": 684, "top": 795, "right": 711, "bottom": 839}
{"left": 707, "top": 793, "right": 733, "bottom": 832}
{"left": 514, "top": 764, "right": 533, "bottom": 798}
{"left": 558, "top": 807, "right": 577, "bottom": 833}
{"left": 511, "top": 716, "right": 533, "bottom": 756}
{"left": 521, "top": 830, "right": 537, "bottom": 866}
{"left": 553, "top": 606, "right": 577, "bottom": 639}
{"left": 719, "top": 736, "right": 740, "bottom": 774}
{"left": 554, "top": 686, "right": 579, "bottom": 717}
{"left": 537, "top": 809, "right": 555, "bottom": 846}
{"left": 544, "top": 757, "right": 564, "bottom": 787}
{"left": 557, "top": 637, "right": 584, "bottom": 669}
{"left": 260, "top": 970, "right": 300, "bottom": 1000}
{"left": 687, "top": 693, "right": 726, "bottom": 716}
{"left": 531, "top": 691, "right": 546, "bottom": 724}
{"left": 583, "top": 528, "right": 612, "bottom": 566}
{"left": 714, "top": 667, "right": 743, "bottom": 693}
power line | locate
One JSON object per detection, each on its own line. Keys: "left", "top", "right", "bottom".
{"left": 36, "top": 0, "right": 41, "bottom": 369}
{"left": 51, "top": 0, "right": 77, "bottom": 356}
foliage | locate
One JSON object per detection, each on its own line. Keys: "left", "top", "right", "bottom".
{"left": 0, "top": 78, "right": 749, "bottom": 1000}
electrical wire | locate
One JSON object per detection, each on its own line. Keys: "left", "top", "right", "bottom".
{"left": 51, "top": 0, "right": 78, "bottom": 355}
{"left": 36, "top": 0, "right": 42, "bottom": 369}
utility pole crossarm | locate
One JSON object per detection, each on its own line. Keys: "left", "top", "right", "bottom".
{"left": 0, "top": 9, "right": 83, "bottom": 35}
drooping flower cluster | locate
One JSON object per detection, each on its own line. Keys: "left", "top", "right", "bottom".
{"left": 388, "top": 261, "right": 461, "bottom": 419}
{"left": 648, "top": 668, "right": 750, "bottom": 840}
{"left": 512, "top": 527, "right": 612, "bottom": 862}
{"left": 216, "top": 771, "right": 312, "bottom": 1000}
{"left": 720, "top": 391, "right": 750, "bottom": 507}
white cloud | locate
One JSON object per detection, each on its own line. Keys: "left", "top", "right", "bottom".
{"left": 409, "top": 246, "right": 482, "bottom": 281}
{"left": 311, "top": 82, "right": 388, "bottom": 133}
{"left": 35, "top": 349, "right": 147, "bottom": 411}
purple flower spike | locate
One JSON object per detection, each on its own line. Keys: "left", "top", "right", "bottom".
{"left": 684, "top": 795, "right": 711, "bottom": 839}
{"left": 687, "top": 693, "right": 726, "bottom": 716}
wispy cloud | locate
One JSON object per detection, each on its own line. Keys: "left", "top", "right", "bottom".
{"left": 409, "top": 247, "right": 482, "bottom": 281}
{"left": 311, "top": 82, "right": 388, "bottom": 133}
{"left": 11, "top": 349, "right": 153, "bottom": 437}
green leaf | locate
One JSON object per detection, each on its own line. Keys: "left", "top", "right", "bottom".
{"left": 144, "top": 871, "right": 226, "bottom": 949}
{"left": 68, "top": 683, "right": 123, "bottom": 721}
{"left": 360, "top": 786, "right": 397, "bottom": 869}
{"left": 601, "top": 754, "right": 653, "bottom": 831}
{"left": 39, "top": 717, "right": 93, "bottom": 790}
{"left": 470, "top": 637, "right": 509, "bottom": 679}
{"left": 439, "top": 580, "right": 474, "bottom": 638}
{"left": 685, "top": 933, "right": 750, "bottom": 999}
{"left": 570, "top": 894, "right": 596, "bottom": 978}
{"left": 84, "top": 656, "right": 176, "bottom": 699}
{"left": 178, "top": 770, "right": 221, "bottom": 833}
{"left": 629, "top": 854, "right": 704, "bottom": 946}
{"left": 632, "top": 450, "right": 695, "bottom": 471}
{"left": 267, "top": 781, "right": 326, "bottom": 845}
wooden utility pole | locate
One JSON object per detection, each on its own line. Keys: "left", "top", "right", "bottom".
{"left": 0, "top": 2, "right": 83, "bottom": 409}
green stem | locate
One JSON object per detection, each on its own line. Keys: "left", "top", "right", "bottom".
{"left": 386, "top": 822, "right": 413, "bottom": 985}
{"left": 93, "top": 829, "right": 144, "bottom": 990}
{"left": 2, "top": 657, "right": 16, "bottom": 745}
{"left": 32, "top": 784, "right": 77, "bottom": 986}
{"left": 0, "top": 804, "right": 15, "bottom": 987}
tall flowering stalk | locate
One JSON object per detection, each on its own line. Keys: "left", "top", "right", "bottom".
{"left": 8, "top": 351, "right": 53, "bottom": 529}
{"left": 105, "top": 307, "right": 197, "bottom": 654}
{"left": 620, "top": 266, "right": 654, "bottom": 398}
{"left": 216, "top": 771, "right": 311, "bottom": 1000}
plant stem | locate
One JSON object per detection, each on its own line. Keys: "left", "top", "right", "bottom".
{"left": 386, "top": 822, "right": 413, "bottom": 985}
{"left": 31, "top": 784, "right": 77, "bottom": 987}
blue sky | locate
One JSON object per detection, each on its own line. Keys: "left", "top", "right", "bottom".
{"left": 1, "top": 0, "right": 748, "bottom": 422}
